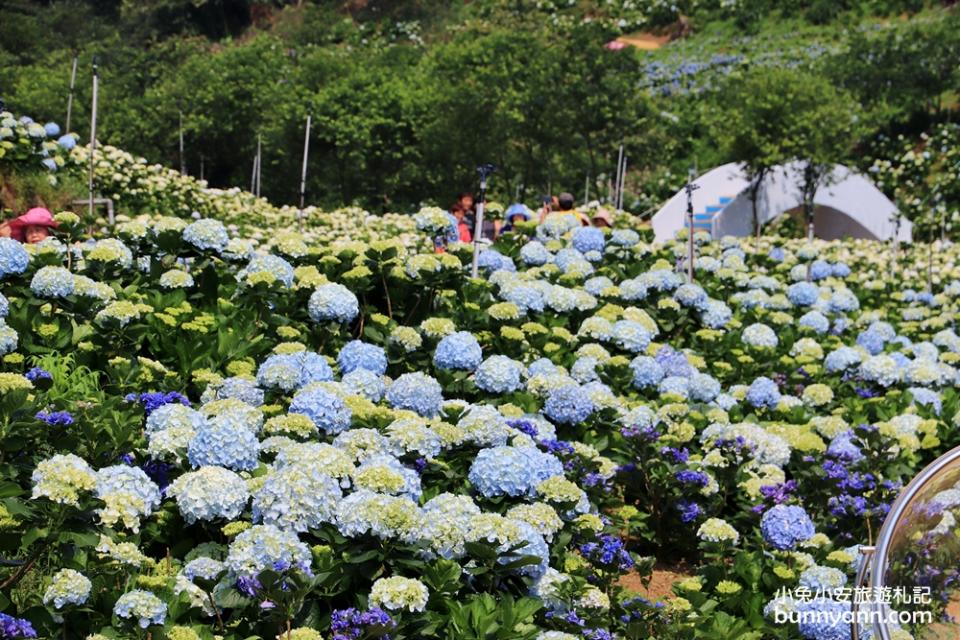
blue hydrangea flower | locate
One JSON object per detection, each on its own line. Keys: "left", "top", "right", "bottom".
{"left": 182, "top": 557, "right": 225, "bottom": 582}
{"left": 798, "top": 311, "right": 830, "bottom": 334}
{"left": 342, "top": 369, "right": 386, "bottom": 402}
{"left": 205, "top": 376, "right": 264, "bottom": 407}
{"left": 909, "top": 387, "right": 942, "bottom": 415}
{"left": 796, "top": 598, "right": 850, "bottom": 640}
{"left": 584, "top": 276, "right": 614, "bottom": 296}
{"left": 477, "top": 249, "right": 515, "bottom": 273}
{"left": 474, "top": 355, "right": 524, "bottom": 394}
{"left": 612, "top": 321, "right": 651, "bottom": 353}
{"left": 338, "top": 340, "right": 388, "bottom": 376}
{"left": 520, "top": 241, "right": 552, "bottom": 266}
{"left": 571, "top": 226, "right": 605, "bottom": 254}
{"left": 187, "top": 418, "right": 259, "bottom": 471}
{"left": 289, "top": 387, "right": 352, "bottom": 435}
{"left": 760, "top": 504, "right": 815, "bottom": 550}
{"left": 468, "top": 446, "right": 563, "bottom": 497}
{"left": 252, "top": 464, "right": 342, "bottom": 532}
{"left": 57, "top": 134, "right": 76, "bottom": 150}
{"left": 787, "top": 282, "right": 819, "bottom": 307}
{"left": 42, "top": 568, "right": 91, "bottom": 610}
{"left": 655, "top": 346, "right": 695, "bottom": 378}
{"left": 809, "top": 260, "right": 832, "bottom": 280}
{"left": 0, "top": 323, "right": 17, "bottom": 356}
{"left": 501, "top": 283, "right": 545, "bottom": 313}
{"left": 0, "top": 292, "right": 8, "bottom": 318}
{"left": 44, "top": 122, "right": 60, "bottom": 137}
{"left": 257, "top": 352, "right": 334, "bottom": 392}
{"left": 113, "top": 590, "right": 167, "bottom": 629}
{"left": 826, "top": 431, "right": 863, "bottom": 463}
{"left": 701, "top": 299, "right": 732, "bottom": 328}
{"left": 309, "top": 283, "right": 359, "bottom": 324}
{"left": 688, "top": 373, "right": 721, "bottom": 402}
{"left": 239, "top": 253, "right": 295, "bottom": 287}
{"left": 824, "top": 347, "right": 861, "bottom": 373}
{"left": 434, "top": 331, "right": 483, "bottom": 371}
{"left": 630, "top": 355, "right": 664, "bottom": 389}
{"left": 183, "top": 219, "right": 229, "bottom": 253}
{"left": 746, "top": 376, "right": 781, "bottom": 409}
{"left": 658, "top": 375, "right": 690, "bottom": 398}
{"left": 544, "top": 384, "right": 595, "bottom": 425}
{"left": 387, "top": 372, "right": 443, "bottom": 417}
{"left": 167, "top": 466, "right": 250, "bottom": 523}
{"left": 30, "top": 266, "right": 75, "bottom": 298}
{"left": 225, "top": 524, "right": 312, "bottom": 577}
{"left": 0, "top": 612, "right": 36, "bottom": 639}
{"left": 855, "top": 329, "right": 886, "bottom": 355}
{"left": 610, "top": 229, "right": 639, "bottom": 246}
{"left": 673, "top": 283, "right": 709, "bottom": 310}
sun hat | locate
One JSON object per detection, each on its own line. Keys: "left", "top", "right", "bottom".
{"left": 9, "top": 207, "right": 59, "bottom": 242}
{"left": 505, "top": 203, "right": 532, "bottom": 221}
{"left": 591, "top": 207, "right": 613, "bottom": 226}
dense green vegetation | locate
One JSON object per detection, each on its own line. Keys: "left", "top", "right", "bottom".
{"left": 1, "top": 0, "right": 959, "bottom": 217}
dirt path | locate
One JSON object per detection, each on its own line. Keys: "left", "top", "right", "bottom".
{"left": 618, "top": 563, "right": 695, "bottom": 601}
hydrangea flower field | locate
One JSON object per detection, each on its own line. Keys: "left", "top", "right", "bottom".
{"left": 3, "top": 112, "right": 960, "bottom": 640}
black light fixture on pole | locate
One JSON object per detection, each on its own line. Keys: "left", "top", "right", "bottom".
{"left": 684, "top": 167, "right": 700, "bottom": 283}
{"left": 470, "top": 163, "right": 496, "bottom": 278}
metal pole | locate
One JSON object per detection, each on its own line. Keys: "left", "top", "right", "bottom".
{"left": 65, "top": 56, "right": 78, "bottom": 134}
{"left": 584, "top": 174, "right": 590, "bottom": 204}
{"left": 179, "top": 110, "right": 186, "bottom": 176}
{"left": 255, "top": 134, "right": 262, "bottom": 197}
{"left": 87, "top": 60, "right": 99, "bottom": 225}
{"left": 618, "top": 157, "right": 628, "bottom": 213}
{"left": 470, "top": 164, "right": 495, "bottom": 278}
{"left": 298, "top": 115, "right": 311, "bottom": 231}
{"left": 251, "top": 143, "right": 258, "bottom": 193}
{"left": 200, "top": 155, "right": 205, "bottom": 182}
{"left": 685, "top": 168, "right": 699, "bottom": 283}
{"left": 613, "top": 145, "right": 623, "bottom": 208}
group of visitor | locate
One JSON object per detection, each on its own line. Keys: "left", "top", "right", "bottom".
{"left": 0, "top": 207, "right": 59, "bottom": 244}
{"left": 447, "top": 190, "right": 613, "bottom": 247}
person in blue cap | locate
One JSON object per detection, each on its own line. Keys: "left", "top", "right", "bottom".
{"left": 500, "top": 203, "right": 533, "bottom": 234}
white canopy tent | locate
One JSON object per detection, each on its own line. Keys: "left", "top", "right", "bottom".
{"left": 651, "top": 161, "right": 913, "bottom": 243}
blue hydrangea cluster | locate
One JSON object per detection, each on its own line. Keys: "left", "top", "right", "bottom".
{"left": 477, "top": 249, "right": 515, "bottom": 272}
{"left": 0, "top": 323, "right": 17, "bottom": 356}
{"left": 433, "top": 331, "right": 483, "bottom": 371}
{"left": 126, "top": 391, "right": 190, "bottom": 415}
{"left": 225, "top": 524, "right": 313, "bottom": 577}
{"left": 42, "top": 568, "right": 92, "bottom": 609}
{"left": 799, "top": 311, "right": 830, "bottom": 334}
{"left": 571, "top": 226, "right": 605, "bottom": 254}
{"left": 468, "top": 446, "right": 563, "bottom": 497}
{"left": 183, "top": 219, "right": 229, "bottom": 253}
{"left": 787, "top": 282, "right": 819, "bottom": 307}
{"left": 520, "top": 241, "right": 552, "bottom": 266}
{"left": 337, "top": 340, "right": 388, "bottom": 376}
{"left": 544, "top": 384, "right": 595, "bottom": 425}
{"left": 94, "top": 465, "right": 162, "bottom": 527}
{"left": 474, "top": 355, "right": 524, "bottom": 394}
{"left": 30, "top": 266, "right": 75, "bottom": 298}
{"left": 0, "top": 613, "right": 36, "bottom": 639}
{"left": 824, "top": 347, "right": 861, "bottom": 373}
{"left": 166, "top": 466, "right": 250, "bottom": 523}
{"left": 145, "top": 403, "right": 206, "bottom": 435}
{"left": 252, "top": 465, "right": 342, "bottom": 532}
{"left": 289, "top": 387, "right": 352, "bottom": 435}
{"left": 342, "top": 369, "right": 386, "bottom": 402}
{"left": 0, "top": 238, "right": 29, "bottom": 278}
{"left": 795, "top": 598, "right": 850, "bottom": 640}
{"left": 0, "top": 292, "right": 8, "bottom": 318}
{"left": 630, "top": 356, "right": 664, "bottom": 389}
{"left": 701, "top": 299, "right": 733, "bottom": 328}
{"left": 257, "top": 351, "right": 334, "bottom": 392}
{"left": 386, "top": 372, "right": 443, "bottom": 417}
{"left": 207, "top": 376, "right": 264, "bottom": 407}
{"left": 760, "top": 504, "right": 815, "bottom": 550}
{"left": 182, "top": 557, "right": 225, "bottom": 582}
{"left": 746, "top": 376, "right": 781, "bottom": 409}
{"left": 655, "top": 346, "right": 695, "bottom": 378}
{"left": 610, "top": 229, "right": 639, "bottom": 246}
{"left": 239, "top": 253, "right": 295, "bottom": 287}
{"left": 113, "top": 589, "right": 167, "bottom": 629}
{"left": 308, "top": 283, "right": 359, "bottom": 324}
{"left": 612, "top": 321, "right": 652, "bottom": 353}
{"left": 501, "top": 282, "right": 545, "bottom": 313}
{"left": 330, "top": 607, "right": 395, "bottom": 640}
{"left": 187, "top": 417, "right": 259, "bottom": 471}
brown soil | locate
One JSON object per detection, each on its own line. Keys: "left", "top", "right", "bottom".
{"left": 618, "top": 563, "right": 695, "bottom": 601}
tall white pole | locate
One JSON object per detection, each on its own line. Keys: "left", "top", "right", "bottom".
{"left": 584, "top": 174, "right": 590, "bottom": 204}
{"left": 298, "top": 115, "right": 311, "bottom": 232}
{"left": 617, "top": 157, "right": 628, "bottom": 213}
{"left": 255, "top": 134, "right": 262, "bottom": 197}
{"left": 65, "top": 56, "right": 78, "bottom": 134}
{"left": 471, "top": 173, "right": 489, "bottom": 279}
{"left": 179, "top": 110, "right": 186, "bottom": 176}
{"left": 614, "top": 144, "right": 624, "bottom": 206}
{"left": 87, "top": 61, "right": 99, "bottom": 225}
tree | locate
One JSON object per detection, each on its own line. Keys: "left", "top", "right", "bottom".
{"left": 711, "top": 67, "right": 814, "bottom": 243}
{"left": 783, "top": 73, "right": 863, "bottom": 241}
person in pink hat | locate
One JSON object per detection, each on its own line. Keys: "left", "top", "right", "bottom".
{"left": 9, "top": 207, "right": 59, "bottom": 244}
